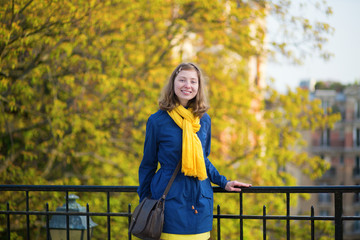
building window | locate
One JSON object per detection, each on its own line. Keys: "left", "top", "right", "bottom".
{"left": 356, "top": 100, "right": 360, "bottom": 119}
{"left": 354, "top": 185, "right": 360, "bottom": 203}
{"left": 321, "top": 128, "right": 331, "bottom": 146}
{"left": 322, "top": 100, "right": 329, "bottom": 114}
{"left": 319, "top": 210, "right": 330, "bottom": 216}
{"left": 340, "top": 154, "right": 344, "bottom": 165}
{"left": 354, "top": 212, "right": 360, "bottom": 232}
{"left": 354, "top": 156, "right": 360, "bottom": 177}
{"left": 354, "top": 128, "right": 360, "bottom": 147}
{"left": 355, "top": 193, "right": 360, "bottom": 203}
{"left": 319, "top": 193, "right": 331, "bottom": 203}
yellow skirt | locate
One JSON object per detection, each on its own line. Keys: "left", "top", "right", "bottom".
{"left": 160, "top": 232, "right": 210, "bottom": 240}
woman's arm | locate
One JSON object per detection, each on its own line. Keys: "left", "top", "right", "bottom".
{"left": 137, "top": 116, "right": 158, "bottom": 202}
{"left": 204, "top": 115, "right": 251, "bottom": 191}
{"left": 203, "top": 116, "right": 228, "bottom": 188}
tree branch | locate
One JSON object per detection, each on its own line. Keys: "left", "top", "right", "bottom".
{"left": 18, "top": 0, "right": 34, "bottom": 15}
{"left": 0, "top": 101, "right": 14, "bottom": 156}
{"left": 0, "top": 151, "right": 21, "bottom": 174}
{"left": 0, "top": 95, "right": 47, "bottom": 117}
{"left": 0, "top": 120, "right": 47, "bottom": 139}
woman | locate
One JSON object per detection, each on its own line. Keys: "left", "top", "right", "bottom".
{"left": 137, "top": 63, "right": 251, "bottom": 240}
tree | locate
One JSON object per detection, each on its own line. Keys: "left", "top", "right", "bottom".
{"left": 315, "top": 81, "right": 345, "bottom": 92}
{"left": 0, "top": 0, "right": 337, "bottom": 239}
{"left": 266, "top": 0, "right": 334, "bottom": 64}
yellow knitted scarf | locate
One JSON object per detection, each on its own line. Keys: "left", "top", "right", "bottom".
{"left": 167, "top": 105, "right": 207, "bottom": 181}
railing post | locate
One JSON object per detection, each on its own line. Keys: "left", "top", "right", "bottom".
{"left": 286, "top": 192, "right": 290, "bottom": 240}
{"left": 107, "top": 192, "right": 111, "bottom": 240}
{"left": 217, "top": 205, "right": 221, "bottom": 240}
{"left": 263, "top": 205, "right": 266, "bottom": 240}
{"left": 334, "top": 192, "right": 343, "bottom": 240}
{"left": 311, "top": 206, "right": 314, "bottom": 240}
{"left": 26, "top": 191, "right": 30, "bottom": 240}
{"left": 46, "top": 203, "right": 50, "bottom": 240}
{"left": 6, "top": 202, "right": 10, "bottom": 240}
{"left": 87, "top": 204, "right": 90, "bottom": 240}
{"left": 66, "top": 191, "right": 69, "bottom": 240}
{"left": 240, "top": 192, "right": 243, "bottom": 240}
{"left": 128, "top": 204, "right": 132, "bottom": 240}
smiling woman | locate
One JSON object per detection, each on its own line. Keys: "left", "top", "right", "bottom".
{"left": 173, "top": 69, "right": 199, "bottom": 107}
{"left": 137, "top": 63, "right": 251, "bottom": 240}
{"left": 158, "top": 63, "right": 209, "bottom": 117}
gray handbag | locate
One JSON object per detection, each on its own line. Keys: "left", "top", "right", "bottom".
{"left": 129, "top": 161, "right": 181, "bottom": 240}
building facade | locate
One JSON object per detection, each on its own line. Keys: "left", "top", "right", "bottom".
{"left": 306, "top": 85, "right": 360, "bottom": 239}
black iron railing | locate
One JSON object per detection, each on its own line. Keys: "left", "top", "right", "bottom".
{"left": 1, "top": 185, "right": 360, "bottom": 240}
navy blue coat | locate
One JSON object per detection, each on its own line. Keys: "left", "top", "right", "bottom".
{"left": 137, "top": 110, "right": 228, "bottom": 234}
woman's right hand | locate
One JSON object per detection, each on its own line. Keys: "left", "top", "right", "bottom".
{"left": 225, "top": 181, "right": 252, "bottom": 192}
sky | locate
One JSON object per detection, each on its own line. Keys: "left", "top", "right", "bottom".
{"left": 266, "top": 0, "right": 360, "bottom": 93}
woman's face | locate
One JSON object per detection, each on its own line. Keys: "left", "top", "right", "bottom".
{"left": 174, "top": 70, "right": 199, "bottom": 107}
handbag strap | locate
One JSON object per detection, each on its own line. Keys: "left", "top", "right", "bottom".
{"left": 161, "top": 160, "right": 182, "bottom": 200}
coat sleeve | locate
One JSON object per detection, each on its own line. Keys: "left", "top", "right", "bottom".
{"left": 137, "top": 116, "right": 159, "bottom": 202}
{"left": 203, "top": 116, "right": 228, "bottom": 189}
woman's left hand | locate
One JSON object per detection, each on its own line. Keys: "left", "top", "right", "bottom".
{"left": 225, "top": 181, "right": 252, "bottom": 192}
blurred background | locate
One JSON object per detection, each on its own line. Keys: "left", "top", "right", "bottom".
{"left": 1, "top": 0, "right": 359, "bottom": 239}
{"left": 268, "top": 0, "right": 360, "bottom": 93}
